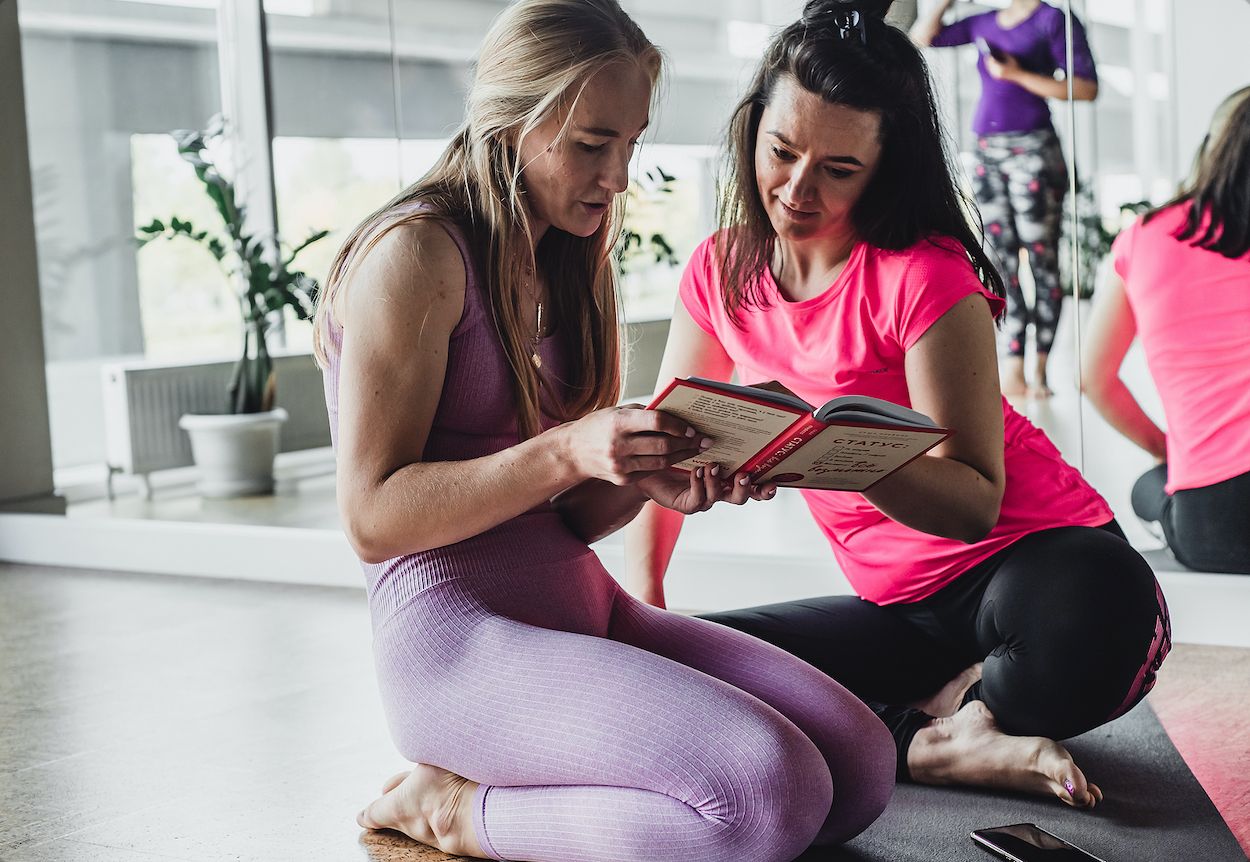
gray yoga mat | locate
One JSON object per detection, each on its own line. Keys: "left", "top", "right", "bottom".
{"left": 799, "top": 701, "right": 1246, "bottom": 862}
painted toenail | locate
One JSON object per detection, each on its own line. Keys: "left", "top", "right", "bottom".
{"left": 1064, "top": 779, "right": 1075, "bottom": 794}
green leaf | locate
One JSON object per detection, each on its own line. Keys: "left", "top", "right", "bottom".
{"left": 286, "top": 229, "right": 330, "bottom": 263}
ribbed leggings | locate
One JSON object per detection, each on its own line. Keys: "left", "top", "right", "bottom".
{"left": 370, "top": 549, "right": 895, "bottom": 862}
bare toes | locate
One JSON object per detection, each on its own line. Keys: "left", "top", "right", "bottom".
{"left": 382, "top": 770, "right": 409, "bottom": 794}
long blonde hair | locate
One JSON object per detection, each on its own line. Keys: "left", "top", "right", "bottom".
{"left": 312, "top": 0, "right": 662, "bottom": 438}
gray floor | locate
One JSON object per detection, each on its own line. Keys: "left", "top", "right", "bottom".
{"left": 2, "top": 563, "right": 1244, "bottom": 862}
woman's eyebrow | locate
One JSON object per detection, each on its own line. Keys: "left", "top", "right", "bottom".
{"left": 576, "top": 120, "right": 650, "bottom": 138}
{"left": 767, "top": 130, "right": 865, "bottom": 166}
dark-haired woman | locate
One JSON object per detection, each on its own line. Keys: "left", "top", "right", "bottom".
{"left": 1083, "top": 87, "right": 1250, "bottom": 575}
{"left": 626, "top": 0, "right": 1168, "bottom": 807}
{"left": 913, "top": 0, "right": 1098, "bottom": 398}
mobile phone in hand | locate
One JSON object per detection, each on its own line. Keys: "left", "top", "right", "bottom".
{"left": 975, "top": 37, "right": 1005, "bottom": 61}
{"left": 971, "top": 823, "right": 1111, "bottom": 862}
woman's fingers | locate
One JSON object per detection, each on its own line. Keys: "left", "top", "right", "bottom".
{"left": 686, "top": 465, "right": 709, "bottom": 511}
{"left": 751, "top": 482, "right": 779, "bottom": 502}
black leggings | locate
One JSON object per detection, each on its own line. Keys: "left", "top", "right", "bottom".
{"left": 1133, "top": 464, "right": 1250, "bottom": 574}
{"left": 700, "top": 523, "right": 1171, "bottom": 781}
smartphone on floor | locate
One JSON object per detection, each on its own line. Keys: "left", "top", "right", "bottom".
{"left": 971, "top": 823, "right": 1111, "bottom": 862}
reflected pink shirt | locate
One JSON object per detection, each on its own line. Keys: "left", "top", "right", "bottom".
{"left": 679, "top": 233, "right": 1112, "bottom": 605}
{"left": 1112, "top": 203, "right": 1250, "bottom": 493}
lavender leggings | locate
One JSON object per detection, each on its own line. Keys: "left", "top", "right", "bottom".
{"left": 371, "top": 539, "right": 895, "bottom": 862}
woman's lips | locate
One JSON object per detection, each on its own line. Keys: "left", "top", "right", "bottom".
{"left": 779, "top": 200, "right": 818, "bottom": 221}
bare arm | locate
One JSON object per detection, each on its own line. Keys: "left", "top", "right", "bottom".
{"left": 860, "top": 295, "right": 1007, "bottom": 543}
{"left": 335, "top": 222, "right": 702, "bottom": 564}
{"left": 989, "top": 53, "right": 1099, "bottom": 101}
{"left": 623, "top": 303, "right": 738, "bottom": 608}
{"left": 910, "top": 0, "right": 956, "bottom": 47}
{"left": 1081, "top": 269, "right": 1167, "bottom": 460}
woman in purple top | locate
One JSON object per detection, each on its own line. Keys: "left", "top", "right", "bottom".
{"left": 913, "top": 0, "right": 1099, "bottom": 398}
{"left": 312, "top": 1, "right": 894, "bottom": 859}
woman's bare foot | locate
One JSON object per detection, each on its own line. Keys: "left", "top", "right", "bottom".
{"left": 910, "top": 663, "right": 983, "bottom": 718}
{"left": 1001, "top": 356, "right": 1028, "bottom": 397}
{"left": 357, "top": 764, "right": 485, "bottom": 857}
{"left": 908, "top": 701, "right": 1103, "bottom": 809}
{"left": 1029, "top": 355, "right": 1053, "bottom": 398}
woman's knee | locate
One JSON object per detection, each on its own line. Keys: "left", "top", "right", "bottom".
{"left": 698, "top": 712, "right": 834, "bottom": 862}
{"left": 815, "top": 711, "right": 895, "bottom": 846}
{"left": 979, "top": 533, "right": 1169, "bottom": 736}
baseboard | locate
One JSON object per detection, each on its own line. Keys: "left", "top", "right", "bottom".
{"left": 2, "top": 511, "right": 1247, "bottom": 647}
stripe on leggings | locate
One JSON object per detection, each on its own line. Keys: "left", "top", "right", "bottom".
{"left": 1108, "top": 579, "right": 1173, "bottom": 721}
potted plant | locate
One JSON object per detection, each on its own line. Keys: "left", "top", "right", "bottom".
{"left": 615, "top": 165, "right": 680, "bottom": 279}
{"left": 1060, "top": 180, "right": 1151, "bottom": 301}
{"left": 136, "top": 115, "right": 328, "bottom": 498}
{"left": 615, "top": 165, "right": 683, "bottom": 398}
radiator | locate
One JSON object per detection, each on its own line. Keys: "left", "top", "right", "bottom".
{"left": 101, "top": 353, "right": 331, "bottom": 495}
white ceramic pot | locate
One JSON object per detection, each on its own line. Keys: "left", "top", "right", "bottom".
{"left": 178, "top": 408, "right": 288, "bottom": 498}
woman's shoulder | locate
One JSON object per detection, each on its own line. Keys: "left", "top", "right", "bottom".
{"left": 342, "top": 216, "right": 470, "bottom": 330}
{"left": 868, "top": 235, "right": 977, "bottom": 274}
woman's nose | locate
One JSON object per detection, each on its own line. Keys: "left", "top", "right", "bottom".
{"left": 603, "top": 152, "right": 630, "bottom": 194}
{"left": 786, "top": 164, "right": 815, "bottom": 202}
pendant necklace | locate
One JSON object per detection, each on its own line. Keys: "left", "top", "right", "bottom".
{"left": 530, "top": 300, "right": 544, "bottom": 369}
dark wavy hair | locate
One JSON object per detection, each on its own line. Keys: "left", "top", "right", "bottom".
{"left": 716, "top": 0, "right": 1005, "bottom": 319}
{"left": 1144, "top": 86, "right": 1250, "bottom": 259}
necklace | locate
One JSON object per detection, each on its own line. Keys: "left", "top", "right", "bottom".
{"left": 530, "top": 300, "right": 544, "bottom": 369}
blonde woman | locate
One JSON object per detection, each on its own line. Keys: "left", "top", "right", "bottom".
{"left": 313, "top": 2, "right": 894, "bottom": 860}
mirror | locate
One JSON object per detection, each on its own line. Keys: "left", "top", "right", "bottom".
{"left": 1073, "top": 0, "right": 1250, "bottom": 560}
{"left": 910, "top": 0, "right": 1092, "bottom": 460}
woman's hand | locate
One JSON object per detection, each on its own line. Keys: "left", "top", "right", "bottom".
{"left": 985, "top": 51, "right": 1022, "bottom": 81}
{"left": 636, "top": 464, "right": 777, "bottom": 515}
{"left": 559, "top": 404, "right": 711, "bottom": 486}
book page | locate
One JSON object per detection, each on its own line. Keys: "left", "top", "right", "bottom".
{"left": 650, "top": 384, "right": 803, "bottom": 472}
{"left": 757, "top": 423, "right": 946, "bottom": 491}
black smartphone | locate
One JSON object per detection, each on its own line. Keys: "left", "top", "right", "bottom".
{"left": 971, "top": 823, "right": 1111, "bottom": 862}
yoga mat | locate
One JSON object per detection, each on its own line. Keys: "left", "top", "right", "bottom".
{"left": 799, "top": 701, "right": 1247, "bottom": 862}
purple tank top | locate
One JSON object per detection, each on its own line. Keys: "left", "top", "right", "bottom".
{"left": 931, "top": 3, "right": 1098, "bottom": 136}
{"left": 321, "top": 209, "right": 591, "bottom": 621}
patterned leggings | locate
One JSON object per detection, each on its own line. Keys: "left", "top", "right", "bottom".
{"left": 972, "top": 128, "right": 1069, "bottom": 357}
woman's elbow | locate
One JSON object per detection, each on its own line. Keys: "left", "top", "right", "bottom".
{"left": 340, "top": 492, "right": 422, "bottom": 564}
{"left": 1079, "top": 369, "right": 1112, "bottom": 405}
{"left": 343, "top": 518, "right": 392, "bottom": 565}
{"left": 958, "top": 487, "right": 1004, "bottom": 544}
{"left": 958, "top": 510, "right": 1000, "bottom": 544}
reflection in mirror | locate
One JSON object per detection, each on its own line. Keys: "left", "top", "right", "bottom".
{"left": 1076, "top": 0, "right": 1250, "bottom": 570}
{"left": 911, "top": 0, "right": 1093, "bottom": 449}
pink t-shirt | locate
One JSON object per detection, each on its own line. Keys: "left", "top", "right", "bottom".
{"left": 680, "top": 233, "right": 1113, "bottom": 604}
{"left": 1112, "top": 203, "right": 1250, "bottom": 493}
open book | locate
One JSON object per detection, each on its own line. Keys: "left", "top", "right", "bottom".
{"left": 647, "top": 377, "right": 950, "bottom": 491}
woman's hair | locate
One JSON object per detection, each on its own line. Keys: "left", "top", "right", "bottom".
{"left": 1144, "top": 86, "right": 1250, "bottom": 259}
{"left": 717, "top": 0, "right": 1005, "bottom": 318}
{"left": 312, "top": 0, "right": 662, "bottom": 438}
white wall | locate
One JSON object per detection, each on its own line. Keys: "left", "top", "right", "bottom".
{"left": 1172, "top": 0, "right": 1250, "bottom": 179}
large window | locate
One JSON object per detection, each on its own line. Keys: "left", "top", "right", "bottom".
{"left": 21, "top": 0, "right": 802, "bottom": 480}
{"left": 20, "top": 0, "right": 223, "bottom": 472}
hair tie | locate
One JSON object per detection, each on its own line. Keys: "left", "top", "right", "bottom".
{"left": 803, "top": 6, "right": 869, "bottom": 44}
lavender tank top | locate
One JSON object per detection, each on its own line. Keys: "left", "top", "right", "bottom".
{"left": 320, "top": 209, "right": 592, "bottom": 622}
